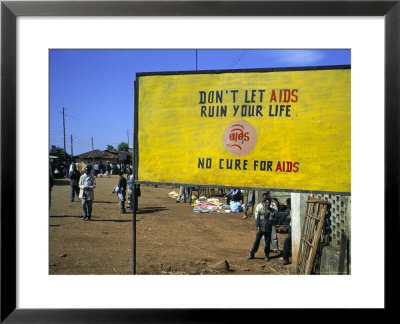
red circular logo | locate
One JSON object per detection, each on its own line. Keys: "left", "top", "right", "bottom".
{"left": 223, "top": 121, "right": 257, "bottom": 156}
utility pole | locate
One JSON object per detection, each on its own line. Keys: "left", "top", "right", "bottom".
{"left": 128, "top": 129, "right": 132, "bottom": 168}
{"left": 91, "top": 136, "right": 95, "bottom": 166}
{"left": 70, "top": 135, "right": 74, "bottom": 159}
{"left": 62, "top": 107, "right": 66, "bottom": 160}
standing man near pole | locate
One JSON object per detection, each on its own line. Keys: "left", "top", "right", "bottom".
{"left": 248, "top": 195, "right": 290, "bottom": 261}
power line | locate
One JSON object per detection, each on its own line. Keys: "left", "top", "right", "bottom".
{"left": 227, "top": 50, "right": 248, "bottom": 69}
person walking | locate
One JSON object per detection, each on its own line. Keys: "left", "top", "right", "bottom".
{"left": 248, "top": 195, "right": 290, "bottom": 261}
{"left": 94, "top": 162, "right": 100, "bottom": 177}
{"left": 69, "top": 164, "right": 81, "bottom": 202}
{"left": 68, "top": 161, "right": 75, "bottom": 175}
{"left": 106, "top": 161, "right": 111, "bottom": 177}
{"left": 126, "top": 167, "right": 134, "bottom": 210}
{"left": 78, "top": 165, "right": 96, "bottom": 221}
{"left": 117, "top": 169, "right": 127, "bottom": 214}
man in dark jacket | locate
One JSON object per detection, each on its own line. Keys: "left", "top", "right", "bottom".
{"left": 117, "top": 170, "right": 127, "bottom": 214}
{"left": 248, "top": 196, "right": 290, "bottom": 261}
{"left": 69, "top": 164, "right": 81, "bottom": 202}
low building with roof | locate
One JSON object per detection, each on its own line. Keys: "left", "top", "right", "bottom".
{"left": 75, "top": 149, "right": 132, "bottom": 169}
{"left": 76, "top": 149, "right": 119, "bottom": 165}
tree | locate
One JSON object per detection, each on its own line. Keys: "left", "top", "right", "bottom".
{"left": 106, "top": 144, "right": 115, "bottom": 151}
{"left": 117, "top": 142, "right": 129, "bottom": 152}
{"left": 52, "top": 146, "right": 71, "bottom": 160}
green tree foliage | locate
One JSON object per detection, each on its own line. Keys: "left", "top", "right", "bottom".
{"left": 106, "top": 144, "right": 115, "bottom": 151}
{"left": 53, "top": 146, "right": 71, "bottom": 160}
{"left": 117, "top": 142, "right": 129, "bottom": 152}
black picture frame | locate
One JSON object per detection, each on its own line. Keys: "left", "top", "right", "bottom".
{"left": 1, "top": 0, "right": 398, "bottom": 322}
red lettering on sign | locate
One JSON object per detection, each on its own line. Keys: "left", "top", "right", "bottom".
{"left": 223, "top": 121, "right": 257, "bottom": 156}
{"left": 275, "top": 161, "right": 300, "bottom": 172}
{"left": 270, "top": 90, "right": 277, "bottom": 102}
{"left": 227, "top": 124, "right": 251, "bottom": 150}
{"left": 270, "top": 89, "right": 299, "bottom": 103}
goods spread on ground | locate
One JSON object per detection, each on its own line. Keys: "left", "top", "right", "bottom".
{"left": 168, "top": 191, "right": 245, "bottom": 214}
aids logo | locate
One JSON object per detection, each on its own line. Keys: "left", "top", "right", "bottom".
{"left": 223, "top": 121, "right": 257, "bottom": 156}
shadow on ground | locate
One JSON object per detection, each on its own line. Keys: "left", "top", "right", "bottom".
{"left": 136, "top": 207, "right": 168, "bottom": 214}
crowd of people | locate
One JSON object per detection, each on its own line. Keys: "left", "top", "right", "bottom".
{"left": 50, "top": 161, "right": 140, "bottom": 220}
{"left": 85, "top": 161, "right": 131, "bottom": 178}
{"left": 50, "top": 166, "right": 292, "bottom": 265}
{"left": 50, "top": 159, "right": 133, "bottom": 179}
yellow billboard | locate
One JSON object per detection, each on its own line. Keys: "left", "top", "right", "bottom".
{"left": 136, "top": 66, "right": 350, "bottom": 193}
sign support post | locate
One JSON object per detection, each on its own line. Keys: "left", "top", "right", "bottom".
{"left": 132, "top": 80, "right": 138, "bottom": 275}
{"left": 132, "top": 186, "right": 136, "bottom": 275}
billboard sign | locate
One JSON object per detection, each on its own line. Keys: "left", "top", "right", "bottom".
{"left": 135, "top": 66, "right": 351, "bottom": 193}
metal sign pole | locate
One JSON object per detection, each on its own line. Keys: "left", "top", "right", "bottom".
{"left": 132, "top": 185, "right": 136, "bottom": 275}
{"left": 132, "top": 80, "right": 138, "bottom": 275}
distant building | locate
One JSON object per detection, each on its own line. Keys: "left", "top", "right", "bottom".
{"left": 76, "top": 149, "right": 118, "bottom": 165}
{"left": 75, "top": 149, "right": 131, "bottom": 166}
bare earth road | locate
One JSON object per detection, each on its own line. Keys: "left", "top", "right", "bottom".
{"left": 49, "top": 176, "right": 291, "bottom": 275}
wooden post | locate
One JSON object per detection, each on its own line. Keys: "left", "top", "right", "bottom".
{"left": 296, "top": 198, "right": 331, "bottom": 274}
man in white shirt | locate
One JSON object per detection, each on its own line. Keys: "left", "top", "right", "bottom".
{"left": 78, "top": 165, "right": 96, "bottom": 220}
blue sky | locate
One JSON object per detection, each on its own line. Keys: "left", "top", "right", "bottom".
{"left": 49, "top": 49, "right": 350, "bottom": 156}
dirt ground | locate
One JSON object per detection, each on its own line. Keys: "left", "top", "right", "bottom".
{"left": 49, "top": 176, "right": 291, "bottom": 275}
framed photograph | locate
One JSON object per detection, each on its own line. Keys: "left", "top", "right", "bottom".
{"left": 1, "top": 0, "right": 397, "bottom": 321}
